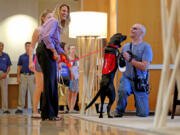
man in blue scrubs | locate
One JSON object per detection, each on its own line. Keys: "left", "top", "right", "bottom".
{"left": 15, "top": 42, "right": 35, "bottom": 114}
{"left": 0, "top": 42, "right": 12, "bottom": 114}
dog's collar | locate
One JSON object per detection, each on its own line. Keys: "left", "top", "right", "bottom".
{"left": 108, "top": 44, "right": 119, "bottom": 48}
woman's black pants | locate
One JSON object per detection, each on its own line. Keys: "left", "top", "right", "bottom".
{"left": 36, "top": 41, "right": 58, "bottom": 120}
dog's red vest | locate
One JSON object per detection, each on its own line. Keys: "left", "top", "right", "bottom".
{"left": 102, "top": 45, "right": 118, "bottom": 75}
{"left": 102, "top": 54, "right": 116, "bottom": 74}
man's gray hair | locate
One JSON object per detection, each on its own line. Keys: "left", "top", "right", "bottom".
{"left": 141, "top": 25, "right": 146, "bottom": 37}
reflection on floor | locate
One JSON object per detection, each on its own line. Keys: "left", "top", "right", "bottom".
{"left": 69, "top": 113, "right": 180, "bottom": 135}
{"left": 0, "top": 109, "right": 180, "bottom": 135}
{"left": 0, "top": 113, "right": 168, "bottom": 135}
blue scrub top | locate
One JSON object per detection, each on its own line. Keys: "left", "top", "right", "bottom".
{"left": 17, "top": 53, "right": 34, "bottom": 74}
{"left": 0, "top": 52, "right": 12, "bottom": 72}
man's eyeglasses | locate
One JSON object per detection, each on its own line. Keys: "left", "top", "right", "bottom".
{"left": 131, "top": 27, "right": 138, "bottom": 30}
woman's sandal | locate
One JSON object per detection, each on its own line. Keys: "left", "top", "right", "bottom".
{"left": 42, "top": 117, "right": 63, "bottom": 121}
{"left": 31, "top": 113, "right": 41, "bottom": 119}
{"left": 49, "top": 117, "right": 63, "bottom": 121}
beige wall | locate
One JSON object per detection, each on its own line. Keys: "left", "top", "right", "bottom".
{"left": 0, "top": 0, "right": 38, "bottom": 73}
{"left": 0, "top": 0, "right": 38, "bottom": 108}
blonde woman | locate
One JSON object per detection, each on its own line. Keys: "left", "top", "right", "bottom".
{"left": 29, "top": 9, "right": 52, "bottom": 118}
{"left": 36, "top": 4, "right": 70, "bottom": 121}
{"left": 68, "top": 45, "right": 79, "bottom": 113}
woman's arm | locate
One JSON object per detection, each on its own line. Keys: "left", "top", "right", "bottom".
{"left": 29, "top": 28, "right": 40, "bottom": 72}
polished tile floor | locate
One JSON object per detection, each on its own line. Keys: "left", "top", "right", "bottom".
{"left": 0, "top": 114, "right": 166, "bottom": 135}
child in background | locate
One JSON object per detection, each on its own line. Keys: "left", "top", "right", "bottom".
{"left": 58, "top": 42, "right": 72, "bottom": 113}
{"left": 68, "top": 45, "right": 79, "bottom": 113}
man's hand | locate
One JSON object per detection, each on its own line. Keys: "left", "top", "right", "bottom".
{"left": 53, "top": 52, "right": 60, "bottom": 62}
{"left": 17, "top": 77, "right": 21, "bottom": 84}
{"left": 2, "top": 73, "right": 7, "bottom": 79}
{"left": 123, "top": 52, "right": 131, "bottom": 62}
{"left": 124, "top": 51, "right": 150, "bottom": 71}
{"left": 29, "top": 62, "right": 35, "bottom": 72}
{"left": 0, "top": 73, "right": 7, "bottom": 80}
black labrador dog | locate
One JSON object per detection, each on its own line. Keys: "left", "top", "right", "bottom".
{"left": 85, "top": 33, "right": 126, "bottom": 118}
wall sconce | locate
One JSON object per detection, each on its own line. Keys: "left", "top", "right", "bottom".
{"left": 69, "top": 11, "right": 107, "bottom": 115}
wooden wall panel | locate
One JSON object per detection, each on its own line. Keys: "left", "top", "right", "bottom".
{"left": 0, "top": 85, "right": 19, "bottom": 109}
{"left": 82, "top": 0, "right": 109, "bottom": 12}
{"left": 82, "top": 0, "right": 110, "bottom": 39}
{"left": 8, "top": 85, "right": 19, "bottom": 108}
{"left": 117, "top": 0, "right": 163, "bottom": 64}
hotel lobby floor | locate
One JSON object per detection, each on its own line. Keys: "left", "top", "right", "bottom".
{"left": 0, "top": 113, "right": 179, "bottom": 135}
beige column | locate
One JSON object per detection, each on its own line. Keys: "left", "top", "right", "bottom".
{"left": 109, "top": 0, "right": 118, "bottom": 37}
{"left": 109, "top": 0, "right": 119, "bottom": 110}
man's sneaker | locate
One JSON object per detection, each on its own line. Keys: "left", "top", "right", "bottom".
{"left": 3, "top": 110, "right": 10, "bottom": 114}
{"left": 15, "top": 109, "right": 23, "bottom": 114}
{"left": 113, "top": 112, "right": 123, "bottom": 117}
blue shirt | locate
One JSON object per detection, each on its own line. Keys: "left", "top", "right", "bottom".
{"left": 121, "top": 42, "right": 153, "bottom": 80}
{"left": 0, "top": 52, "right": 12, "bottom": 72}
{"left": 17, "top": 53, "right": 34, "bottom": 74}
{"left": 60, "top": 62, "right": 70, "bottom": 77}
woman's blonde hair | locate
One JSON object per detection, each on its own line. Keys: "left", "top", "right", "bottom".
{"left": 0, "top": 42, "right": 4, "bottom": 47}
{"left": 53, "top": 3, "right": 70, "bottom": 33}
{"left": 40, "top": 9, "right": 52, "bottom": 26}
{"left": 69, "top": 44, "right": 79, "bottom": 66}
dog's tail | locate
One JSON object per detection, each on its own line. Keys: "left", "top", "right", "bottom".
{"left": 85, "top": 89, "right": 102, "bottom": 110}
